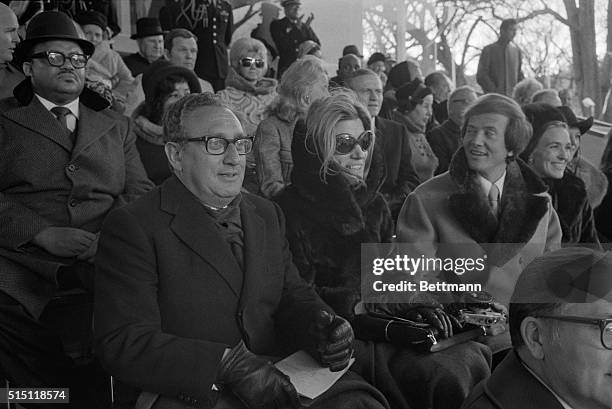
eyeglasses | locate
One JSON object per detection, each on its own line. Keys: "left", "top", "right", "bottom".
{"left": 29, "top": 51, "right": 89, "bottom": 69}
{"left": 183, "top": 136, "right": 254, "bottom": 155}
{"left": 334, "top": 130, "right": 373, "bottom": 155}
{"left": 239, "top": 57, "right": 265, "bottom": 69}
{"left": 536, "top": 315, "right": 612, "bottom": 350}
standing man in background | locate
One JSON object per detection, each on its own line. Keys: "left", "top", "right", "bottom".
{"left": 477, "top": 18, "right": 524, "bottom": 96}
{"left": 159, "top": 0, "right": 233, "bottom": 91}
{"left": 270, "top": 0, "right": 320, "bottom": 78}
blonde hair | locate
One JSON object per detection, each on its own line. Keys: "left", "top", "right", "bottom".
{"left": 229, "top": 37, "right": 267, "bottom": 70}
{"left": 273, "top": 55, "right": 328, "bottom": 121}
{"left": 305, "top": 89, "right": 372, "bottom": 182}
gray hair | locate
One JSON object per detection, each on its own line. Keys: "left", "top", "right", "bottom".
{"left": 229, "top": 37, "right": 268, "bottom": 70}
{"left": 163, "top": 92, "right": 227, "bottom": 143}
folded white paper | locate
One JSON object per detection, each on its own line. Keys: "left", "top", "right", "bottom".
{"left": 275, "top": 350, "right": 354, "bottom": 400}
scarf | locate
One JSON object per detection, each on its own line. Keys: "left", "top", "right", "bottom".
{"left": 201, "top": 195, "right": 245, "bottom": 270}
{"left": 225, "top": 67, "right": 277, "bottom": 96}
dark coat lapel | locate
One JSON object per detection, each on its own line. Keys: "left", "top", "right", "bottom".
{"left": 238, "top": 196, "right": 266, "bottom": 309}
{"left": 72, "top": 104, "right": 116, "bottom": 158}
{"left": 483, "top": 351, "right": 564, "bottom": 409}
{"left": 161, "top": 177, "right": 243, "bottom": 297}
{"left": 3, "top": 96, "right": 73, "bottom": 152}
{"left": 448, "top": 149, "right": 550, "bottom": 266}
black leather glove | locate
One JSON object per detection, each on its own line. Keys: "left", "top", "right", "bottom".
{"left": 309, "top": 310, "right": 354, "bottom": 372}
{"left": 217, "top": 341, "right": 301, "bottom": 409}
{"left": 404, "top": 307, "right": 462, "bottom": 339}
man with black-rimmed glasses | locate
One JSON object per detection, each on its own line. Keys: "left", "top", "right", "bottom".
{"left": 95, "top": 92, "right": 390, "bottom": 409}
{"left": 462, "top": 247, "right": 612, "bottom": 409}
{"left": 0, "top": 12, "right": 152, "bottom": 407}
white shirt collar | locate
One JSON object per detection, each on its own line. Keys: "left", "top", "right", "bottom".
{"left": 36, "top": 94, "right": 80, "bottom": 119}
{"left": 476, "top": 170, "right": 506, "bottom": 198}
{"left": 521, "top": 361, "right": 574, "bottom": 409}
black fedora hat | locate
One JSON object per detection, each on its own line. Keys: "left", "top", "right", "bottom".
{"left": 15, "top": 11, "right": 95, "bottom": 61}
{"left": 131, "top": 17, "right": 166, "bottom": 40}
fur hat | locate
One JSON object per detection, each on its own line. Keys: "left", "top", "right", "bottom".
{"left": 557, "top": 105, "right": 593, "bottom": 135}
{"left": 142, "top": 59, "right": 201, "bottom": 102}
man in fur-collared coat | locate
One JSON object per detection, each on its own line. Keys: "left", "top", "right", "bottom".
{"left": 397, "top": 94, "right": 562, "bottom": 353}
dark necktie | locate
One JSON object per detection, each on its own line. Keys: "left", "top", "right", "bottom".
{"left": 488, "top": 183, "right": 500, "bottom": 217}
{"left": 51, "top": 106, "right": 72, "bottom": 133}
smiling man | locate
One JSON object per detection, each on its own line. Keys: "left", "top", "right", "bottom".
{"left": 397, "top": 93, "right": 561, "bottom": 352}
{"left": 0, "top": 11, "right": 152, "bottom": 407}
{"left": 0, "top": 3, "right": 23, "bottom": 100}
{"left": 462, "top": 247, "right": 612, "bottom": 409}
{"left": 95, "top": 93, "right": 389, "bottom": 409}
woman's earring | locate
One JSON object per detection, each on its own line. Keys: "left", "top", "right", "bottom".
{"left": 304, "top": 94, "right": 311, "bottom": 104}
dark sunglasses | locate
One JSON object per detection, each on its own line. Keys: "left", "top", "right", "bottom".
{"left": 29, "top": 51, "right": 89, "bottom": 69}
{"left": 335, "top": 130, "right": 373, "bottom": 155}
{"left": 239, "top": 57, "right": 265, "bottom": 69}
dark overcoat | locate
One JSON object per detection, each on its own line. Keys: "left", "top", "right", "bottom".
{"left": 0, "top": 79, "right": 153, "bottom": 318}
{"left": 94, "top": 177, "right": 338, "bottom": 407}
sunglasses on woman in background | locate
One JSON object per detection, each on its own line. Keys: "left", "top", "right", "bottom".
{"left": 240, "top": 57, "right": 266, "bottom": 69}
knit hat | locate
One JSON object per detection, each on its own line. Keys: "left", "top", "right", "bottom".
{"left": 396, "top": 78, "right": 433, "bottom": 112}
{"left": 557, "top": 105, "right": 593, "bottom": 135}
{"left": 511, "top": 247, "right": 612, "bottom": 304}
{"left": 142, "top": 59, "right": 201, "bottom": 102}
{"left": 521, "top": 103, "right": 567, "bottom": 160}
{"left": 75, "top": 10, "right": 107, "bottom": 31}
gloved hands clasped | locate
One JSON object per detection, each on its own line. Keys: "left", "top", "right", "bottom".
{"left": 217, "top": 340, "right": 301, "bottom": 409}
{"left": 308, "top": 310, "right": 354, "bottom": 371}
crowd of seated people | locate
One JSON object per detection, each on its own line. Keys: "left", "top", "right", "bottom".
{"left": 1, "top": 4, "right": 610, "bottom": 409}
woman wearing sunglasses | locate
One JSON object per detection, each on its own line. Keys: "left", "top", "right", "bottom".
{"left": 275, "top": 91, "right": 490, "bottom": 409}
{"left": 217, "top": 37, "right": 277, "bottom": 193}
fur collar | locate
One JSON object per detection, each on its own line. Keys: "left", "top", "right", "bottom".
{"left": 133, "top": 110, "right": 165, "bottom": 146}
{"left": 12, "top": 78, "right": 110, "bottom": 111}
{"left": 225, "top": 67, "right": 277, "bottom": 96}
{"left": 289, "top": 121, "right": 387, "bottom": 236}
{"left": 448, "top": 148, "right": 550, "bottom": 266}
{"left": 546, "top": 171, "right": 587, "bottom": 236}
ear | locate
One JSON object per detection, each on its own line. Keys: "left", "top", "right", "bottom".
{"left": 520, "top": 317, "right": 546, "bottom": 360}
{"left": 22, "top": 61, "right": 32, "bottom": 77}
{"left": 164, "top": 142, "right": 183, "bottom": 173}
{"left": 163, "top": 49, "right": 170, "bottom": 60}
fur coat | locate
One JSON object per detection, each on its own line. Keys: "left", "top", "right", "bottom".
{"left": 275, "top": 123, "right": 393, "bottom": 321}
{"left": 546, "top": 171, "right": 600, "bottom": 245}
{"left": 397, "top": 148, "right": 562, "bottom": 306}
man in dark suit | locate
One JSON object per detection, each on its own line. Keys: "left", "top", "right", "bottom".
{"left": 0, "top": 11, "right": 153, "bottom": 407}
{"left": 159, "top": 0, "right": 233, "bottom": 91}
{"left": 427, "top": 86, "right": 477, "bottom": 175}
{"left": 462, "top": 247, "right": 612, "bottom": 409}
{"left": 270, "top": 0, "right": 320, "bottom": 78}
{"left": 123, "top": 17, "right": 165, "bottom": 77}
{"left": 346, "top": 68, "right": 421, "bottom": 218}
{"left": 95, "top": 93, "right": 389, "bottom": 409}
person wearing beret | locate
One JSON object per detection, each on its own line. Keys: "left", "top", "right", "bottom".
{"left": 158, "top": 0, "right": 233, "bottom": 92}
{"left": 0, "top": 11, "right": 152, "bottom": 407}
{"left": 270, "top": 0, "right": 320, "bottom": 79}
{"left": 391, "top": 78, "right": 439, "bottom": 183}
{"left": 521, "top": 103, "right": 600, "bottom": 246}
{"left": 462, "top": 247, "right": 612, "bottom": 409}
{"left": 123, "top": 17, "right": 165, "bottom": 77}
{"left": 75, "top": 10, "right": 135, "bottom": 113}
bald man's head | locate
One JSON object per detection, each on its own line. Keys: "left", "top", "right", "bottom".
{"left": 0, "top": 4, "right": 19, "bottom": 64}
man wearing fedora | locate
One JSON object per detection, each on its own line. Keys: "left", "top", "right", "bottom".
{"left": 0, "top": 3, "right": 23, "bottom": 100}
{"left": 462, "top": 247, "right": 612, "bottom": 409}
{"left": 123, "top": 17, "right": 165, "bottom": 77}
{"left": 270, "top": 0, "right": 320, "bottom": 78}
{"left": 0, "top": 11, "right": 152, "bottom": 407}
